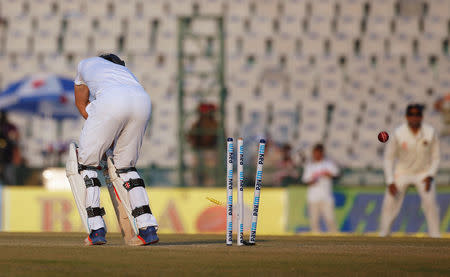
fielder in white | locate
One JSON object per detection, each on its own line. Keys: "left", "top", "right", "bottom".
{"left": 302, "top": 144, "right": 339, "bottom": 233}
{"left": 67, "top": 54, "right": 158, "bottom": 245}
{"left": 380, "top": 104, "right": 441, "bottom": 238}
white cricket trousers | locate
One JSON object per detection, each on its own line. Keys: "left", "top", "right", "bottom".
{"left": 379, "top": 173, "right": 441, "bottom": 238}
{"left": 308, "top": 199, "right": 337, "bottom": 233}
{"left": 78, "top": 88, "right": 157, "bottom": 230}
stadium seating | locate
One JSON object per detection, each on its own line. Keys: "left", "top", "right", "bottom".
{"left": 0, "top": 0, "right": 448, "bottom": 173}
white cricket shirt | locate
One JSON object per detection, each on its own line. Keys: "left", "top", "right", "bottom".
{"left": 384, "top": 123, "right": 440, "bottom": 184}
{"left": 74, "top": 57, "right": 144, "bottom": 99}
{"left": 302, "top": 159, "right": 339, "bottom": 203}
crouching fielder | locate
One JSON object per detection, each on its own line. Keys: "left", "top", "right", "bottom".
{"left": 66, "top": 54, "right": 158, "bottom": 245}
{"left": 380, "top": 104, "right": 441, "bottom": 238}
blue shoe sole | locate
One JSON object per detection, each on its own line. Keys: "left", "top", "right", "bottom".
{"left": 137, "top": 235, "right": 159, "bottom": 245}
{"left": 88, "top": 237, "right": 107, "bottom": 245}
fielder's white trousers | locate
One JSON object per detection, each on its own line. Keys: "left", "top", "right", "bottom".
{"left": 308, "top": 199, "right": 337, "bottom": 233}
{"left": 379, "top": 173, "right": 441, "bottom": 238}
{"left": 78, "top": 88, "right": 158, "bottom": 230}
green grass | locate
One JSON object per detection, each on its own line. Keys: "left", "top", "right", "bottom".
{"left": 0, "top": 233, "right": 448, "bottom": 276}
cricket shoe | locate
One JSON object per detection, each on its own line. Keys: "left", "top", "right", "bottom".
{"left": 137, "top": 226, "right": 159, "bottom": 245}
{"left": 86, "top": 228, "right": 107, "bottom": 245}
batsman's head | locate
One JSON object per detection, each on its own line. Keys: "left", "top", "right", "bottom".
{"left": 99, "top": 53, "right": 125, "bottom": 66}
{"left": 405, "top": 103, "right": 424, "bottom": 129}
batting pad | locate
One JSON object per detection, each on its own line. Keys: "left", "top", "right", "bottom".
{"left": 107, "top": 156, "right": 139, "bottom": 235}
{"left": 66, "top": 142, "right": 90, "bottom": 233}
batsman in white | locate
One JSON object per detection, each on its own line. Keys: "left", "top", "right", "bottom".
{"left": 380, "top": 104, "right": 441, "bottom": 238}
{"left": 302, "top": 144, "right": 339, "bottom": 233}
{"left": 67, "top": 54, "right": 158, "bottom": 245}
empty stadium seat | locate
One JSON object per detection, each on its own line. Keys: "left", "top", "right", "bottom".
{"left": 301, "top": 32, "right": 325, "bottom": 56}
{"left": 124, "top": 16, "right": 150, "bottom": 54}
{"left": 331, "top": 32, "right": 355, "bottom": 56}
{"left": 112, "top": 0, "right": 138, "bottom": 18}
{"left": 227, "top": 0, "right": 250, "bottom": 18}
{"left": 308, "top": 15, "right": 332, "bottom": 37}
{"left": 310, "top": 0, "right": 336, "bottom": 17}
{"left": 254, "top": 0, "right": 279, "bottom": 17}
{"left": 423, "top": 16, "right": 449, "bottom": 37}
{"left": 5, "top": 30, "right": 31, "bottom": 55}
{"left": 58, "top": 0, "right": 84, "bottom": 16}
{"left": 365, "top": 16, "right": 392, "bottom": 35}
{"left": 1, "top": 0, "right": 25, "bottom": 18}
{"left": 198, "top": 0, "right": 224, "bottom": 15}
{"left": 369, "top": 0, "right": 395, "bottom": 17}
{"left": 92, "top": 29, "right": 119, "bottom": 53}
{"left": 191, "top": 18, "right": 218, "bottom": 36}
{"left": 278, "top": 15, "right": 302, "bottom": 37}
{"left": 97, "top": 15, "right": 123, "bottom": 36}
{"left": 360, "top": 32, "right": 387, "bottom": 57}
{"left": 141, "top": 0, "right": 166, "bottom": 17}
{"left": 63, "top": 30, "right": 90, "bottom": 54}
{"left": 169, "top": 0, "right": 193, "bottom": 16}
{"left": 388, "top": 33, "right": 415, "bottom": 56}
{"left": 427, "top": 0, "right": 450, "bottom": 17}
{"left": 336, "top": 15, "right": 362, "bottom": 35}
{"left": 85, "top": 0, "right": 110, "bottom": 17}
{"left": 418, "top": 31, "right": 444, "bottom": 56}
{"left": 394, "top": 16, "right": 420, "bottom": 37}
{"left": 337, "top": 0, "right": 364, "bottom": 18}
{"left": 250, "top": 16, "right": 274, "bottom": 36}
{"left": 274, "top": 34, "right": 297, "bottom": 56}
{"left": 28, "top": 0, "right": 55, "bottom": 17}
{"left": 65, "top": 14, "right": 92, "bottom": 34}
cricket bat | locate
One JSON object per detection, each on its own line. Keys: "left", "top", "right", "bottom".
{"left": 103, "top": 169, "right": 142, "bottom": 246}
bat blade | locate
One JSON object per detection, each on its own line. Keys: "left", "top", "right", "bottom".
{"left": 104, "top": 169, "right": 141, "bottom": 246}
{"left": 106, "top": 185, "right": 138, "bottom": 244}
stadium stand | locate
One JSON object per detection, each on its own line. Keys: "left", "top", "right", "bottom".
{"left": 0, "top": 0, "right": 448, "bottom": 177}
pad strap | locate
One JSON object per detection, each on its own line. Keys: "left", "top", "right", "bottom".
{"left": 123, "top": 178, "right": 145, "bottom": 191}
{"left": 86, "top": 207, "right": 105, "bottom": 218}
{"left": 116, "top": 167, "right": 137, "bottom": 174}
{"left": 84, "top": 176, "right": 101, "bottom": 188}
{"left": 78, "top": 164, "right": 101, "bottom": 173}
{"left": 131, "top": 205, "right": 152, "bottom": 217}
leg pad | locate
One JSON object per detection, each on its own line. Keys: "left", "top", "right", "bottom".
{"left": 123, "top": 178, "right": 145, "bottom": 191}
{"left": 132, "top": 205, "right": 151, "bottom": 218}
{"left": 84, "top": 176, "right": 102, "bottom": 188}
{"left": 86, "top": 207, "right": 106, "bottom": 218}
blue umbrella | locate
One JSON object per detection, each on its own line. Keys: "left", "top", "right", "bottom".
{"left": 0, "top": 74, "right": 80, "bottom": 120}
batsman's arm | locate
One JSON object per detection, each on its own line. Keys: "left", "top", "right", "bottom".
{"left": 426, "top": 132, "right": 440, "bottom": 178}
{"left": 74, "top": 84, "right": 90, "bottom": 119}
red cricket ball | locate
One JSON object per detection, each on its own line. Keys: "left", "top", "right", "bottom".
{"left": 378, "top": 131, "right": 389, "bottom": 143}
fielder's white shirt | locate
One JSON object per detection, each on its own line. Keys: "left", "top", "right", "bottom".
{"left": 384, "top": 123, "right": 440, "bottom": 184}
{"left": 74, "top": 57, "right": 144, "bottom": 99}
{"left": 302, "top": 159, "right": 339, "bottom": 203}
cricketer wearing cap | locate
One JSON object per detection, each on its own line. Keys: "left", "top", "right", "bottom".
{"left": 69, "top": 54, "right": 158, "bottom": 245}
{"left": 380, "top": 104, "right": 441, "bottom": 238}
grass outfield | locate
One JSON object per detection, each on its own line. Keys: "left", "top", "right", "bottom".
{"left": 0, "top": 233, "right": 448, "bottom": 276}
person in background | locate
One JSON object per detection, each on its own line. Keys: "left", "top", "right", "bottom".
{"left": 273, "top": 144, "right": 299, "bottom": 187}
{"left": 380, "top": 104, "right": 440, "bottom": 238}
{"left": 0, "top": 111, "right": 21, "bottom": 185}
{"left": 187, "top": 103, "right": 218, "bottom": 186}
{"left": 302, "top": 143, "right": 339, "bottom": 233}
